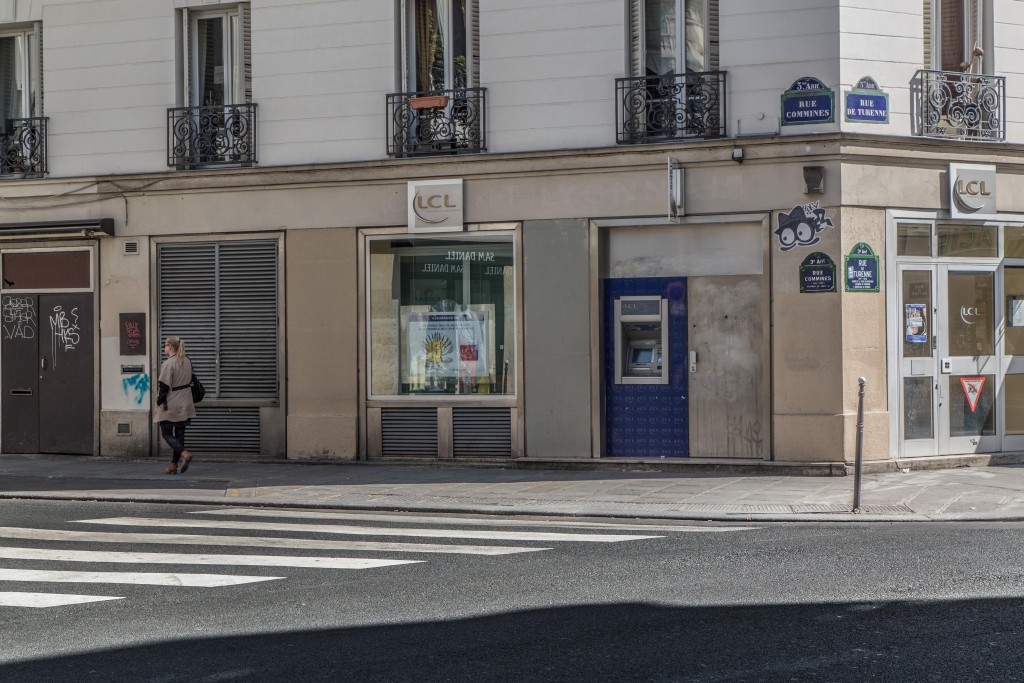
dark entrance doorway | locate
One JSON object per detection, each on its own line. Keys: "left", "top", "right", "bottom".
{"left": 2, "top": 292, "right": 94, "bottom": 454}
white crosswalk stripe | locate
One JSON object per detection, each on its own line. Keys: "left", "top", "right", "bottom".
{"left": 0, "top": 568, "right": 283, "bottom": 587}
{"left": 1, "top": 509, "right": 684, "bottom": 609}
{"left": 191, "top": 508, "right": 757, "bottom": 533}
{"left": 76, "top": 517, "right": 665, "bottom": 543}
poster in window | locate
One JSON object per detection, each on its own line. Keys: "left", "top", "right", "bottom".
{"left": 1009, "top": 297, "right": 1024, "bottom": 328}
{"left": 905, "top": 303, "right": 927, "bottom": 343}
{"left": 405, "top": 312, "right": 489, "bottom": 384}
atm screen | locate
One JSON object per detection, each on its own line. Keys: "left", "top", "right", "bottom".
{"left": 631, "top": 348, "right": 653, "bottom": 364}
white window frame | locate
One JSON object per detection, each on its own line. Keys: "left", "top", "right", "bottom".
{"left": 0, "top": 24, "right": 41, "bottom": 121}
{"left": 184, "top": 5, "right": 248, "bottom": 107}
{"left": 927, "top": 0, "right": 988, "bottom": 73}
{"left": 401, "top": 0, "right": 476, "bottom": 92}
{"left": 630, "top": 0, "right": 711, "bottom": 77}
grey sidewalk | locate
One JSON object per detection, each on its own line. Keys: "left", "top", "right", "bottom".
{"left": 4, "top": 454, "right": 1024, "bottom": 521}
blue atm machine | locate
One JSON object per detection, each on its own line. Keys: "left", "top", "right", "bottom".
{"left": 604, "top": 277, "right": 688, "bottom": 457}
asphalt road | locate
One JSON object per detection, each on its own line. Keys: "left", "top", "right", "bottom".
{"left": 1, "top": 499, "right": 1023, "bottom": 682}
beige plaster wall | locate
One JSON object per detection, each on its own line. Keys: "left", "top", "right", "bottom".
{"left": 285, "top": 227, "right": 359, "bottom": 459}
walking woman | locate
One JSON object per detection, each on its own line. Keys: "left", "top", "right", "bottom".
{"left": 155, "top": 336, "right": 197, "bottom": 474}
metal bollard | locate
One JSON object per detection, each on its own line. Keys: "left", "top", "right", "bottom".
{"left": 852, "top": 377, "right": 866, "bottom": 513}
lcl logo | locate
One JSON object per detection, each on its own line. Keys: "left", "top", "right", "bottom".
{"left": 950, "top": 164, "right": 996, "bottom": 215}
{"left": 413, "top": 192, "right": 459, "bottom": 224}
{"left": 960, "top": 306, "right": 981, "bottom": 325}
{"left": 954, "top": 179, "right": 993, "bottom": 210}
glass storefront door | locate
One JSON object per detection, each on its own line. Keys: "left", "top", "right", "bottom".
{"left": 897, "top": 263, "right": 999, "bottom": 456}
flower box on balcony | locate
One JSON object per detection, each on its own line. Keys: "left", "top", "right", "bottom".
{"left": 408, "top": 95, "right": 450, "bottom": 110}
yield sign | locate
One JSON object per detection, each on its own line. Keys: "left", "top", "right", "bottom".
{"left": 960, "top": 377, "right": 986, "bottom": 413}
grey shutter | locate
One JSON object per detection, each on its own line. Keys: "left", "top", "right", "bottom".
{"left": 967, "top": 0, "right": 980, "bottom": 71}
{"left": 157, "top": 242, "right": 218, "bottom": 394}
{"left": 240, "top": 3, "right": 252, "bottom": 102}
{"left": 470, "top": 0, "right": 479, "bottom": 87}
{"left": 629, "top": 0, "right": 643, "bottom": 76}
{"left": 217, "top": 240, "right": 278, "bottom": 398}
{"left": 923, "top": 0, "right": 933, "bottom": 68}
{"left": 708, "top": 0, "right": 718, "bottom": 72}
{"left": 157, "top": 239, "right": 279, "bottom": 400}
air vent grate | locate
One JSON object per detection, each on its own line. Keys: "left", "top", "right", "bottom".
{"left": 123, "top": 240, "right": 140, "bottom": 255}
{"left": 381, "top": 407, "right": 438, "bottom": 457}
{"left": 116, "top": 422, "right": 132, "bottom": 436}
{"left": 453, "top": 407, "right": 512, "bottom": 458}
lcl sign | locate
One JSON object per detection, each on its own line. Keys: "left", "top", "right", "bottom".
{"left": 408, "top": 179, "right": 464, "bottom": 232}
{"left": 950, "top": 163, "right": 997, "bottom": 219}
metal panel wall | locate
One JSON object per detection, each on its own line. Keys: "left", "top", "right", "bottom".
{"left": 522, "top": 219, "right": 592, "bottom": 458}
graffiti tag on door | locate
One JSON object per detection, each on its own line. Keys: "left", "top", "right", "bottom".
{"left": 2, "top": 296, "right": 36, "bottom": 339}
{"left": 50, "top": 305, "right": 81, "bottom": 366}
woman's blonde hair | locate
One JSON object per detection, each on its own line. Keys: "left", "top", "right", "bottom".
{"left": 165, "top": 336, "right": 186, "bottom": 363}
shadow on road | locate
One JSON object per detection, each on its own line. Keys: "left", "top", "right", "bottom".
{"left": 3, "top": 597, "right": 1023, "bottom": 681}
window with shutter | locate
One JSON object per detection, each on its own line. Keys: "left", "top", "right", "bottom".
{"left": 931, "top": 0, "right": 985, "bottom": 73}
{"left": 628, "top": 0, "right": 716, "bottom": 77}
{"left": 184, "top": 4, "right": 250, "bottom": 106}
{"left": 0, "top": 25, "right": 41, "bottom": 122}
{"left": 157, "top": 239, "right": 279, "bottom": 402}
{"left": 404, "top": 0, "right": 474, "bottom": 91}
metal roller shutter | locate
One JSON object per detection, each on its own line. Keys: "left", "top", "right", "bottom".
{"left": 157, "top": 239, "right": 279, "bottom": 454}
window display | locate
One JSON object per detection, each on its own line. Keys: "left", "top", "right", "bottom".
{"left": 368, "top": 234, "right": 515, "bottom": 397}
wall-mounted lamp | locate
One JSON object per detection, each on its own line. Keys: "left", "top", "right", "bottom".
{"left": 803, "top": 165, "right": 825, "bottom": 194}
{"left": 731, "top": 148, "right": 744, "bottom": 163}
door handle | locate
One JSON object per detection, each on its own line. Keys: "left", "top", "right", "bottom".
{"left": 40, "top": 356, "right": 46, "bottom": 371}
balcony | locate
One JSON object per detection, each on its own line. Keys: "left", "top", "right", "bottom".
{"left": 616, "top": 71, "right": 727, "bottom": 144}
{"left": 0, "top": 117, "right": 47, "bottom": 178}
{"left": 912, "top": 70, "right": 1005, "bottom": 141}
{"left": 167, "top": 103, "right": 257, "bottom": 169}
{"left": 386, "top": 88, "right": 487, "bottom": 158}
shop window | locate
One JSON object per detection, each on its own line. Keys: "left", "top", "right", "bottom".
{"left": 1006, "top": 228, "right": 1024, "bottom": 258}
{"left": 936, "top": 224, "right": 997, "bottom": 258}
{"left": 2, "top": 250, "right": 89, "bottom": 289}
{"left": 897, "top": 223, "right": 932, "bottom": 256}
{"left": 368, "top": 234, "right": 515, "bottom": 397}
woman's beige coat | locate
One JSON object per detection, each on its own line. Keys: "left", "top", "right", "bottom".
{"left": 154, "top": 356, "right": 197, "bottom": 423}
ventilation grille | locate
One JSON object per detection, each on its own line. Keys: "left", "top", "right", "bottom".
{"left": 381, "top": 408, "right": 438, "bottom": 457}
{"left": 123, "top": 240, "right": 140, "bottom": 255}
{"left": 116, "top": 422, "right": 132, "bottom": 436}
{"left": 183, "top": 407, "right": 260, "bottom": 454}
{"left": 453, "top": 407, "right": 512, "bottom": 458}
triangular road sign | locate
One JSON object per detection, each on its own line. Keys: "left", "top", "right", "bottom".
{"left": 960, "top": 377, "right": 986, "bottom": 413}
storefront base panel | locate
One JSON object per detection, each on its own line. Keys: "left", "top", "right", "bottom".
{"left": 774, "top": 414, "right": 846, "bottom": 463}
{"left": 287, "top": 415, "right": 358, "bottom": 460}
{"left": 99, "top": 410, "right": 151, "bottom": 458}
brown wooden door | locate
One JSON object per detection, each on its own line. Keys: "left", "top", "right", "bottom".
{"left": 1, "top": 293, "right": 93, "bottom": 454}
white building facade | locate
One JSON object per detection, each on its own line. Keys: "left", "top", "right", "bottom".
{"left": 0, "top": 0, "right": 1019, "bottom": 469}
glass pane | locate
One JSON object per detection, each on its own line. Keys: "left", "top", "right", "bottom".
{"left": 1006, "top": 375, "right": 1024, "bottom": 435}
{"left": 2, "top": 251, "right": 90, "bottom": 289}
{"left": 684, "top": 0, "right": 706, "bottom": 72}
{"left": 230, "top": 13, "right": 242, "bottom": 104}
{"left": 1008, "top": 228, "right": 1024, "bottom": 258}
{"left": 948, "top": 374, "right": 995, "bottom": 437}
{"left": 644, "top": 0, "right": 677, "bottom": 76}
{"left": 903, "top": 270, "right": 932, "bottom": 358}
{"left": 937, "top": 225, "right": 997, "bottom": 258}
{"left": 947, "top": 271, "right": 994, "bottom": 356}
{"left": 903, "top": 377, "right": 933, "bottom": 440}
{"left": 415, "top": 0, "right": 444, "bottom": 90}
{"left": 897, "top": 223, "right": 931, "bottom": 256}
{"left": 369, "top": 235, "right": 516, "bottom": 397}
{"left": 1005, "top": 267, "right": 1024, "bottom": 354}
{"left": 452, "top": 0, "right": 467, "bottom": 88}
{"left": 197, "top": 17, "right": 225, "bottom": 106}
{"left": 0, "top": 34, "right": 27, "bottom": 121}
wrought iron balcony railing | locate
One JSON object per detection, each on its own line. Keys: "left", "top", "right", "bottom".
{"left": 912, "top": 70, "right": 1005, "bottom": 141}
{"left": 167, "top": 103, "right": 257, "bottom": 169}
{"left": 0, "top": 117, "right": 47, "bottom": 178}
{"left": 616, "top": 71, "right": 726, "bottom": 144}
{"left": 387, "top": 88, "right": 486, "bottom": 158}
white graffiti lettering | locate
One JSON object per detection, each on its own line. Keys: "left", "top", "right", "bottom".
{"left": 2, "top": 296, "right": 36, "bottom": 340}
{"left": 50, "top": 306, "right": 81, "bottom": 366}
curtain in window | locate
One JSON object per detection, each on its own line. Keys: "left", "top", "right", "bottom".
{"left": 0, "top": 35, "right": 27, "bottom": 122}
{"left": 684, "top": 0, "right": 706, "bottom": 72}
{"left": 644, "top": 0, "right": 677, "bottom": 76}
{"left": 197, "top": 17, "right": 225, "bottom": 106}
{"left": 415, "top": 0, "right": 443, "bottom": 91}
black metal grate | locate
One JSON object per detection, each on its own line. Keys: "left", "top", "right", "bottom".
{"left": 386, "top": 88, "right": 486, "bottom": 158}
{"left": 616, "top": 71, "right": 726, "bottom": 144}
{"left": 453, "top": 407, "right": 512, "bottom": 458}
{"left": 381, "top": 407, "right": 438, "bottom": 457}
{"left": 0, "top": 117, "right": 47, "bottom": 178}
{"left": 911, "top": 70, "right": 1005, "bottom": 141}
{"left": 167, "top": 103, "right": 257, "bottom": 169}
{"left": 184, "top": 407, "right": 261, "bottom": 454}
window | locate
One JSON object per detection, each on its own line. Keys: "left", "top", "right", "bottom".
{"left": 183, "top": 6, "right": 250, "bottom": 107}
{"left": 157, "top": 240, "right": 279, "bottom": 400}
{"left": 925, "top": 0, "right": 985, "bottom": 72}
{"left": 402, "top": 0, "right": 477, "bottom": 92}
{"left": 629, "top": 0, "right": 718, "bottom": 77}
{"left": 368, "top": 234, "right": 516, "bottom": 397}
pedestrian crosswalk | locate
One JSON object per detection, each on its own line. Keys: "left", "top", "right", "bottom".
{"left": 0, "top": 508, "right": 753, "bottom": 609}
